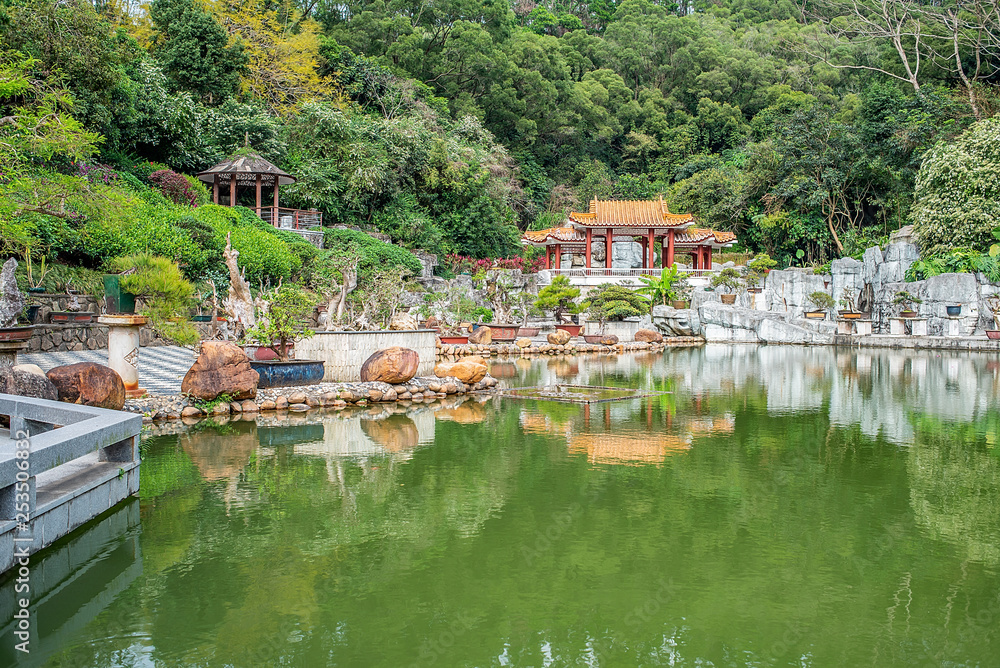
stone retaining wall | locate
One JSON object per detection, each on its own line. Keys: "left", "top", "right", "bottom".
{"left": 295, "top": 330, "right": 439, "bottom": 381}
{"left": 25, "top": 323, "right": 179, "bottom": 352}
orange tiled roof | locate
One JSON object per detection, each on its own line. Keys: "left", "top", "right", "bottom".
{"left": 521, "top": 226, "right": 587, "bottom": 244}
{"left": 674, "top": 227, "right": 737, "bottom": 245}
{"left": 568, "top": 197, "right": 694, "bottom": 228}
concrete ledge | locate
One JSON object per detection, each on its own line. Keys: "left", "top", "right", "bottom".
{"left": 296, "top": 330, "right": 439, "bottom": 382}
{"left": 835, "top": 334, "right": 1000, "bottom": 351}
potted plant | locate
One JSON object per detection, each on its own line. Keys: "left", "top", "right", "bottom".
{"left": 480, "top": 269, "right": 522, "bottom": 341}
{"left": 743, "top": 253, "right": 776, "bottom": 294}
{"left": 838, "top": 288, "right": 863, "bottom": 320}
{"left": 946, "top": 304, "right": 962, "bottom": 317}
{"left": 710, "top": 267, "right": 742, "bottom": 304}
{"left": 109, "top": 254, "right": 199, "bottom": 345}
{"left": 534, "top": 275, "right": 582, "bottom": 336}
{"left": 581, "top": 284, "right": 649, "bottom": 343}
{"left": 893, "top": 290, "right": 922, "bottom": 318}
{"left": 244, "top": 284, "right": 325, "bottom": 387}
{"left": 49, "top": 286, "right": 96, "bottom": 324}
{"left": 0, "top": 258, "right": 33, "bottom": 342}
{"left": 804, "top": 291, "right": 836, "bottom": 319}
{"left": 513, "top": 291, "right": 542, "bottom": 337}
{"left": 637, "top": 265, "right": 690, "bottom": 308}
{"left": 23, "top": 252, "right": 48, "bottom": 294}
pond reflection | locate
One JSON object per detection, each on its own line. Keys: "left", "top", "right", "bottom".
{"left": 14, "top": 345, "right": 1000, "bottom": 667}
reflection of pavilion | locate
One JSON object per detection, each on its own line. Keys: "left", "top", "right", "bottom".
{"left": 568, "top": 432, "right": 691, "bottom": 466}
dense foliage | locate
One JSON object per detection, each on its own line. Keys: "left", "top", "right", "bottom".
{"left": 3, "top": 0, "right": 1000, "bottom": 266}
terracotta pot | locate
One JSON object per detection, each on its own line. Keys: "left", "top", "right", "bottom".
{"left": 670, "top": 300, "right": 688, "bottom": 309}
{"left": 439, "top": 335, "right": 469, "bottom": 344}
{"left": 720, "top": 294, "right": 737, "bottom": 305}
{"left": 49, "top": 312, "right": 95, "bottom": 324}
{"left": 517, "top": 327, "right": 540, "bottom": 337}
{"left": 556, "top": 324, "right": 583, "bottom": 337}
{"left": 485, "top": 323, "right": 520, "bottom": 341}
{"left": 987, "top": 330, "right": 1000, "bottom": 340}
{"left": 804, "top": 311, "right": 826, "bottom": 319}
{"left": 840, "top": 312, "right": 863, "bottom": 320}
{"left": 582, "top": 334, "right": 605, "bottom": 344}
{"left": 900, "top": 310, "right": 918, "bottom": 318}
{"left": 0, "top": 326, "right": 34, "bottom": 342}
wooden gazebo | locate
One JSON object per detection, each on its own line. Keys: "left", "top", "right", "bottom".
{"left": 197, "top": 152, "right": 321, "bottom": 229}
{"left": 522, "top": 197, "right": 736, "bottom": 279}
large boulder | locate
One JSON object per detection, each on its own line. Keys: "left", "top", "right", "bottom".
{"left": 389, "top": 314, "right": 419, "bottom": 331}
{"left": 547, "top": 329, "right": 571, "bottom": 345}
{"left": 0, "top": 365, "right": 57, "bottom": 401}
{"left": 181, "top": 341, "right": 259, "bottom": 401}
{"left": 515, "top": 337, "right": 533, "bottom": 348}
{"left": 634, "top": 328, "right": 663, "bottom": 343}
{"left": 435, "top": 356, "right": 488, "bottom": 384}
{"left": 469, "top": 326, "right": 492, "bottom": 344}
{"left": 46, "top": 362, "right": 126, "bottom": 410}
{"left": 360, "top": 347, "right": 419, "bottom": 383}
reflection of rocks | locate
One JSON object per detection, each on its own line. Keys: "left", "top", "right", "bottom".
{"left": 360, "top": 414, "right": 420, "bottom": 452}
{"left": 547, "top": 358, "right": 579, "bottom": 378}
{"left": 568, "top": 432, "right": 691, "bottom": 466}
{"left": 435, "top": 399, "right": 487, "bottom": 424}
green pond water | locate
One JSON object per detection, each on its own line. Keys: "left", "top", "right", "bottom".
{"left": 5, "top": 345, "right": 1000, "bottom": 667}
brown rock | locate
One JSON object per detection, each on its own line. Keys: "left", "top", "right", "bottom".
{"left": 241, "top": 400, "right": 260, "bottom": 413}
{"left": 45, "top": 362, "right": 125, "bottom": 410}
{"left": 515, "top": 337, "right": 533, "bottom": 348}
{"left": 211, "top": 403, "right": 230, "bottom": 415}
{"left": 1, "top": 365, "right": 58, "bottom": 401}
{"left": 289, "top": 403, "right": 310, "bottom": 412}
{"left": 468, "top": 326, "right": 492, "bottom": 344}
{"left": 383, "top": 388, "right": 397, "bottom": 402}
{"left": 427, "top": 381, "right": 442, "bottom": 393}
{"left": 425, "top": 316, "right": 442, "bottom": 328}
{"left": 368, "top": 388, "right": 384, "bottom": 402}
{"left": 181, "top": 341, "right": 259, "bottom": 401}
{"left": 305, "top": 396, "right": 320, "bottom": 407}
{"left": 339, "top": 390, "right": 356, "bottom": 402}
{"left": 287, "top": 392, "right": 307, "bottom": 404}
{"left": 600, "top": 334, "right": 619, "bottom": 345}
{"left": 321, "top": 392, "right": 339, "bottom": 406}
{"left": 446, "top": 359, "right": 488, "bottom": 384}
{"left": 389, "top": 314, "right": 419, "bottom": 330}
{"left": 259, "top": 399, "right": 276, "bottom": 411}
{"left": 635, "top": 328, "right": 664, "bottom": 343}
{"left": 360, "top": 347, "right": 419, "bottom": 384}
{"left": 547, "top": 330, "right": 571, "bottom": 345}
{"left": 229, "top": 401, "right": 243, "bottom": 413}
{"left": 275, "top": 396, "right": 289, "bottom": 410}
{"left": 398, "top": 391, "right": 412, "bottom": 400}
{"left": 181, "top": 406, "right": 203, "bottom": 417}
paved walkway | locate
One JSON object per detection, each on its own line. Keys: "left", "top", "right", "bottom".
{"left": 19, "top": 346, "right": 195, "bottom": 396}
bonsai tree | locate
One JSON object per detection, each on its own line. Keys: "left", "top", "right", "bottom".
{"left": 893, "top": 290, "right": 923, "bottom": 314}
{"left": 637, "top": 265, "right": 690, "bottom": 306}
{"left": 534, "top": 275, "right": 580, "bottom": 323}
{"left": 109, "top": 253, "right": 198, "bottom": 345}
{"left": 583, "top": 284, "right": 649, "bottom": 332}
{"left": 511, "top": 290, "right": 541, "bottom": 327}
{"left": 471, "top": 307, "right": 493, "bottom": 323}
{"left": 710, "top": 267, "right": 742, "bottom": 294}
{"left": 806, "top": 291, "right": 837, "bottom": 312}
{"left": 245, "top": 284, "right": 315, "bottom": 361}
{"left": 743, "top": 253, "right": 776, "bottom": 289}
{"left": 839, "top": 287, "right": 858, "bottom": 313}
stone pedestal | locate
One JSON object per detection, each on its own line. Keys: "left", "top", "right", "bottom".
{"left": 889, "top": 317, "right": 928, "bottom": 336}
{"left": 97, "top": 315, "right": 148, "bottom": 398}
{"left": 910, "top": 318, "right": 928, "bottom": 336}
{"left": 837, "top": 320, "right": 853, "bottom": 335}
{"left": 0, "top": 340, "right": 28, "bottom": 368}
{"left": 855, "top": 320, "right": 873, "bottom": 336}
{"left": 889, "top": 318, "right": 905, "bottom": 336}
{"left": 943, "top": 316, "right": 963, "bottom": 337}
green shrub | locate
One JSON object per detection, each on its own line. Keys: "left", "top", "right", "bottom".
{"left": 192, "top": 205, "right": 300, "bottom": 284}
{"left": 584, "top": 284, "right": 649, "bottom": 324}
{"left": 110, "top": 253, "right": 198, "bottom": 345}
{"left": 323, "top": 228, "right": 422, "bottom": 276}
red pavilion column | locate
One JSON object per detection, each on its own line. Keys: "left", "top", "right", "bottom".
{"left": 585, "top": 228, "right": 592, "bottom": 268}
{"left": 705, "top": 246, "right": 713, "bottom": 269}
{"left": 545, "top": 246, "right": 551, "bottom": 269}
{"left": 212, "top": 174, "right": 219, "bottom": 205}
{"left": 606, "top": 228, "right": 613, "bottom": 269}
{"left": 554, "top": 244, "right": 561, "bottom": 269}
{"left": 666, "top": 229, "right": 675, "bottom": 267}
{"left": 640, "top": 236, "right": 647, "bottom": 270}
{"left": 647, "top": 228, "right": 655, "bottom": 269}
{"left": 691, "top": 250, "right": 700, "bottom": 270}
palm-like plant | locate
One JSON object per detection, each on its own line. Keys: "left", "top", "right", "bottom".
{"left": 637, "top": 266, "right": 690, "bottom": 306}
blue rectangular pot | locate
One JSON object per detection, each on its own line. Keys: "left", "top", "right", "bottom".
{"left": 250, "top": 360, "right": 325, "bottom": 389}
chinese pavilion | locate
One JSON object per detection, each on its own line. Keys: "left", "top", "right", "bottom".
{"left": 522, "top": 197, "right": 736, "bottom": 271}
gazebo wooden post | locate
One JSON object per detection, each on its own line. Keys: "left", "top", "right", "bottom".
{"left": 554, "top": 244, "right": 561, "bottom": 270}
{"left": 229, "top": 173, "right": 236, "bottom": 208}
{"left": 691, "top": 250, "right": 700, "bottom": 270}
{"left": 273, "top": 180, "right": 279, "bottom": 211}
{"left": 647, "top": 228, "right": 655, "bottom": 269}
{"left": 255, "top": 174, "right": 262, "bottom": 216}
{"left": 640, "top": 236, "right": 647, "bottom": 270}
{"left": 545, "top": 246, "right": 551, "bottom": 270}
{"left": 212, "top": 175, "right": 219, "bottom": 205}
{"left": 661, "top": 238, "right": 667, "bottom": 269}
{"left": 585, "top": 228, "right": 592, "bottom": 269}
{"left": 666, "top": 229, "right": 675, "bottom": 268}
{"left": 605, "top": 228, "right": 613, "bottom": 269}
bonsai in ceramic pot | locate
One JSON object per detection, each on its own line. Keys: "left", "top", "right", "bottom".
{"left": 804, "top": 291, "right": 836, "bottom": 319}
{"left": 244, "top": 284, "right": 325, "bottom": 387}
{"left": 893, "top": 290, "right": 922, "bottom": 318}
{"left": 838, "top": 288, "right": 864, "bottom": 319}
{"left": 581, "top": 284, "right": 649, "bottom": 342}
{"left": 534, "top": 275, "right": 582, "bottom": 336}
{"left": 710, "top": 267, "right": 742, "bottom": 304}
{"left": 742, "top": 253, "right": 776, "bottom": 294}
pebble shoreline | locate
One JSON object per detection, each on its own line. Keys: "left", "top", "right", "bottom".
{"left": 124, "top": 337, "right": 705, "bottom": 422}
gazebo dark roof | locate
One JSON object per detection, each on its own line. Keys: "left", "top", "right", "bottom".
{"left": 196, "top": 151, "right": 296, "bottom": 186}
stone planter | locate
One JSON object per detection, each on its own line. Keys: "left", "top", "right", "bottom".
{"left": 250, "top": 360, "right": 325, "bottom": 389}
{"left": 49, "top": 312, "right": 95, "bottom": 324}
{"left": 440, "top": 335, "right": 469, "bottom": 344}
{"left": 720, "top": 294, "right": 737, "bottom": 305}
{"left": 485, "top": 323, "right": 519, "bottom": 341}
{"left": 670, "top": 300, "right": 688, "bottom": 309}
{"left": 517, "top": 327, "right": 540, "bottom": 337}
{"left": 556, "top": 324, "right": 583, "bottom": 337}
{"left": 988, "top": 330, "right": 1000, "bottom": 340}
{"left": 804, "top": 311, "right": 826, "bottom": 319}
